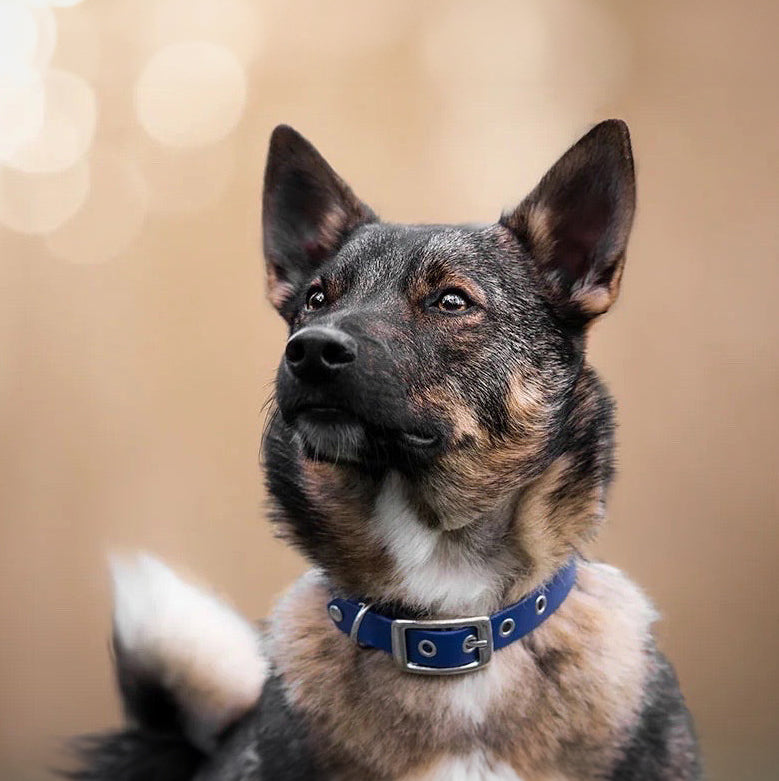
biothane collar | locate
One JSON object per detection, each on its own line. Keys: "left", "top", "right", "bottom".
{"left": 327, "top": 558, "right": 577, "bottom": 676}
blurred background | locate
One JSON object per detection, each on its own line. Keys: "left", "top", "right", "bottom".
{"left": 0, "top": 0, "right": 776, "bottom": 778}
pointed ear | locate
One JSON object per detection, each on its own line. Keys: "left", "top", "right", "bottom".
{"left": 501, "top": 120, "right": 636, "bottom": 322}
{"left": 262, "top": 125, "right": 376, "bottom": 319}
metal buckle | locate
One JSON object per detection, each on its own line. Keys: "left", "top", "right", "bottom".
{"left": 349, "top": 601, "right": 372, "bottom": 648}
{"left": 390, "top": 616, "right": 493, "bottom": 676}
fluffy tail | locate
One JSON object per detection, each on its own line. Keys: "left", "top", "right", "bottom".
{"left": 65, "top": 730, "right": 205, "bottom": 781}
{"left": 64, "top": 555, "right": 268, "bottom": 781}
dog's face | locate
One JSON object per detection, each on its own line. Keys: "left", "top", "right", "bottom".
{"left": 272, "top": 218, "right": 582, "bottom": 527}
{"left": 276, "top": 221, "right": 569, "bottom": 466}
{"left": 263, "top": 122, "right": 634, "bottom": 536}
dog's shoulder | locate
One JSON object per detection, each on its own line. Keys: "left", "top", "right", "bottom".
{"left": 529, "top": 561, "right": 700, "bottom": 780}
{"left": 493, "top": 560, "right": 661, "bottom": 778}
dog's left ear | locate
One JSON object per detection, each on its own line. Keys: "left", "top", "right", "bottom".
{"left": 501, "top": 119, "right": 636, "bottom": 322}
{"left": 262, "top": 125, "right": 377, "bottom": 320}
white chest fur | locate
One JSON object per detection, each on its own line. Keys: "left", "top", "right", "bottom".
{"left": 401, "top": 752, "right": 525, "bottom": 780}
{"left": 402, "top": 753, "right": 578, "bottom": 781}
{"left": 370, "top": 472, "right": 502, "bottom": 614}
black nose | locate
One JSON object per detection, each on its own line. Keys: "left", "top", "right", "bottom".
{"left": 285, "top": 326, "right": 357, "bottom": 381}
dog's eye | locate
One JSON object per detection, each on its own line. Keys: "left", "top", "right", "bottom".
{"left": 435, "top": 289, "right": 471, "bottom": 313}
{"left": 305, "top": 285, "right": 326, "bottom": 311}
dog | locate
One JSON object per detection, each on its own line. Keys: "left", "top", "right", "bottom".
{"left": 67, "top": 120, "right": 702, "bottom": 780}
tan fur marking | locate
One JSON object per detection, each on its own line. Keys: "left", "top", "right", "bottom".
{"left": 569, "top": 253, "right": 626, "bottom": 317}
{"left": 298, "top": 459, "right": 396, "bottom": 597}
{"left": 522, "top": 203, "right": 556, "bottom": 268}
{"left": 265, "top": 261, "right": 294, "bottom": 312}
{"left": 507, "top": 454, "right": 604, "bottom": 599}
{"left": 413, "top": 384, "right": 482, "bottom": 444}
{"left": 419, "top": 370, "right": 558, "bottom": 530}
{"left": 317, "top": 204, "right": 350, "bottom": 249}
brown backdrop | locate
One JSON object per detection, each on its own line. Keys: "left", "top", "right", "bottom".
{"left": 1, "top": 1, "right": 777, "bottom": 779}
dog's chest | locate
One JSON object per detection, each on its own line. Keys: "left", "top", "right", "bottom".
{"left": 398, "top": 756, "right": 578, "bottom": 781}
{"left": 398, "top": 752, "right": 526, "bottom": 780}
{"left": 268, "top": 564, "right": 656, "bottom": 780}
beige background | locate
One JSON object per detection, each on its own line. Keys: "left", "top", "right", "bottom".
{"left": 1, "top": 1, "right": 777, "bottom": 779}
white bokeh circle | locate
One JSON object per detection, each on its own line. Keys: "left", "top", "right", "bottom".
{"left": 0, "top": 69, "right": 45, "bottom": 162}
{"left": 135, "top": 41, "right": 247, "bottom": 148}
{"left": 0, "top": 3, "right": 39, "bottom": 75}
{"left": 0, "top": 158, "right": 89, "bottom": 235}
{"left": 4, "top": 69, "right": 97, "bottom": 174}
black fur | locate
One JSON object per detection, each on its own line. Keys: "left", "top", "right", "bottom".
{"left": 197, "top": 675, "right": 320, "bottom": 780}
{"left": 63, "top": 675, "right": 318, "bottom": 781}
{"left": 63, "top": 730, "right": 205, "bottom": 781}
{"left": 113, "top": 640, "right": 185, "bottom": 734}
{"left": 62, "top": 641, "right": 207, "bottom": 780}
{"left": 610, "top": 648, "right": 703, "bottom": 780}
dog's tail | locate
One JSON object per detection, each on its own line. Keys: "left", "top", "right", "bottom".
{"left": 63, "top": 554, "right": 268, "bottom": 781}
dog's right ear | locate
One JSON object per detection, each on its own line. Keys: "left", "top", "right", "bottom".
{"left": 262, "top": 125, "right": 376, "bottom": 320}
{"left": 501, "top": 120, "right": 636, "bottom": 324}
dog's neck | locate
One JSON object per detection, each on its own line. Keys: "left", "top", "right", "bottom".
{"left": 358, "top": 462, "right": 591, "bottom": 618}
{"left": 366, "top": 471, "right": 513, "bottom": 616}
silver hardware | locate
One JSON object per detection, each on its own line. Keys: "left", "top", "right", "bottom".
{"left": 499, "top": 617, "right": 515, "bottom": 637}
{"left": 462, "top": 633, "right": 489, "bottom": 654}
{"left": 328, "top": 604, "right": 343, "bottom": 623}
{"left": 390, "top": 616, "right": 493, "bottom": 676}
{"left": 349, "top": 601, "right": 373, "bottom": 648}
{"left": 418, "top": 639, "right": 437, "bottom": 658}
{"left": 535, "top": 594, "right": 547, "bottom": 615}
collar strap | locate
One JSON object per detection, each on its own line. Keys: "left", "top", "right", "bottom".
{"left": 327, "top": 558, "right": 577, "bottom": 676}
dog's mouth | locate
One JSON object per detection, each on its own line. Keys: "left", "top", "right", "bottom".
{"left": 290, "top": 404, "right": 439, "bottom": 465}
{"left": 398, "top": 430, "right": 438, "bottom": 448}
{"left": 297, "top": 406, "right": 357, "bottom": 426}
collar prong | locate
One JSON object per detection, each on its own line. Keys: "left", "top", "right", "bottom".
{"left": 349, "top": 601, "right": 373, "bottom": 648}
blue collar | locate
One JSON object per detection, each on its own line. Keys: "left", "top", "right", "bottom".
{"left": 327, "top": 558, "right": 577, "bottom": 676}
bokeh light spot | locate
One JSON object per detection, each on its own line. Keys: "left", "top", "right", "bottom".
{"left": 0, "top": 69, "right": 45, "bottom": 162}
{"left": 4, "top": 69, "right": 97, "bottom": 174}
{"left": 0, "top": 158, "right": 89, "bottom": 235}
{"left": 0, "top": 3, "right": 57, "bottom": 75}
{"left": 0, "top": 3, "right": 39, "bottom": 76}
{"left": 45, "top": 152, "right": 148, "bottom": 264}
{"left": 30, "top": 5, "right": 58, "bottom": 72}
{"left": 135, "top": 41, "right": 246, "bottom": 149}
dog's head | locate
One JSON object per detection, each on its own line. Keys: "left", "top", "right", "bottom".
{"left": 262, "top": 122, "right": 635, "bottom": 598}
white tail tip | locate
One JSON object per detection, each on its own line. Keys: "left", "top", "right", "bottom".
{"left": 110, "top": 553, "right": 268, "bottom": 751}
